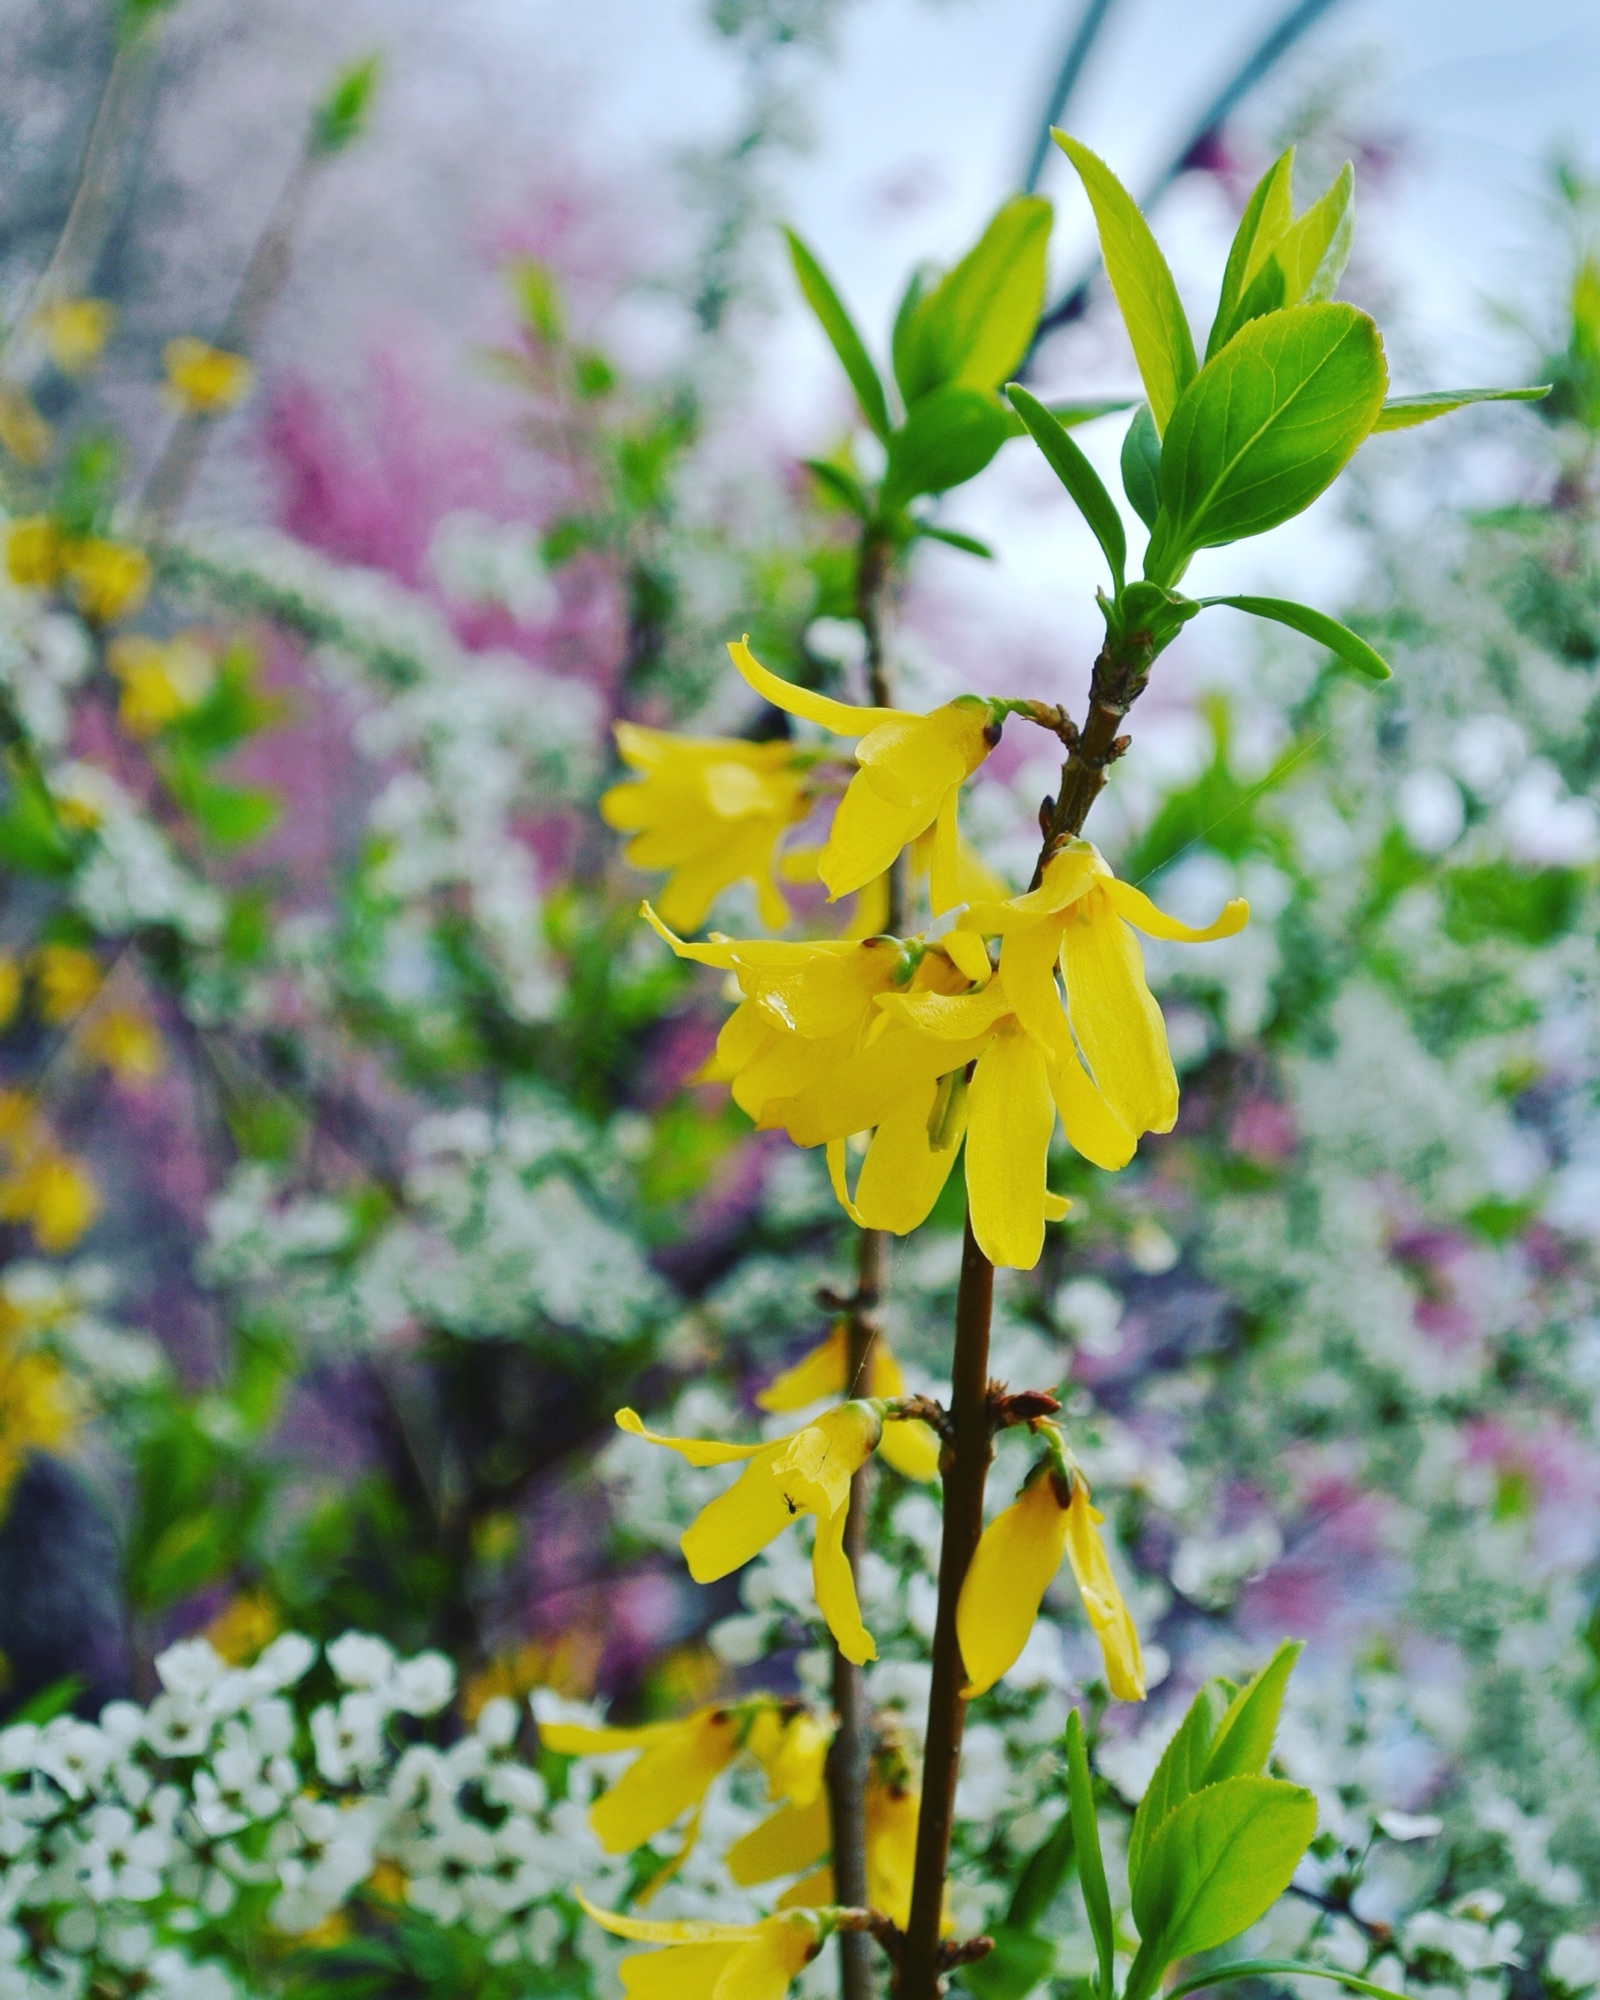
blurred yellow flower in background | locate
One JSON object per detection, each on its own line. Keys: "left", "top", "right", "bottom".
{"left": 32, "top": 945, "right": 101, "bottom": 1023}
{"left": 0, "top": 1090, "right": 99, "bottom": 1254}
{"left": 163, "top": 337, "right": 255, "bottom": 414}
{"left": 0, "top": 956, "right": 21, "bottom": 1033}
{"left": 0, "top": 1302, "right": 74, "bottom": 1510}
{"left": 83, "top": 1009, "right": 164, "bottom": 1086}
{"left": 0, "top": 392, "right": 52, "bottom": 467}
{"left": 108, "top": 632, "right": 214, "bottom": 736}
{"left": 34, "top": 297, "right": 114, "bottom": 375}
{"left": 732, "top": 1748, "right": 924, "bottom": 1931}
{"left": 6, "top": 518, "right": 62, "bottom": 589}
{"left": 60, "top": 538, "right": 150, "bottom": 624}
{"left": 601, "top": 725, "right": 810, "bottom": 931}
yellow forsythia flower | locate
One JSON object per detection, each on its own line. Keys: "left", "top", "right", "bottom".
{"left": 83, "top": 1009, "right": 164, "bottom": 1086}
{"left": 107, "top": 632, "right": 214, "bottom": 736}
{"left": 35, "top": 297, "right": 114, "bottom": 375}
{"left": 32, "top": 944, "right": 101, "bottom": 1023}
{"left": 0, "top": 1345, "right": 74, "bottom": 1508}
{"left": 730, "top": 637, "right": 998, "bottom": 912}
{"left": 0, "top": 1152, "right": 99, "bottom": 1253}
{"left": 163, "top": 337, "right": 255, "bottom": 414}
{"left": 203, "top": 1590, "right": 281, "bottom": 1665}
{"left": 615, "top": 1402, "right": 885, "bottom": 1664}
{"left": 759, "top": 1323, "right": 939, "bottom": 1482}
{"left": 601, "top": 724, "right": 810, "bottom": 931}
{"left": 60, "top": 538, "right": 151, "bottom": 624}
{"left": 0, "top": 389, "right": 52, "bottom": 467}
{"left": 6, "top": 517, "right": 63, "bottom": 589}
{"left": 957, "top": 1434, "right": 1144, "bottom": 1703}
{"left": 0, "top": 956, "right": 21, "bottom": 1032}
{"left": 575, "top": 1894, "right": 822, "bottom": 2000}
{"left": 734, "top": 1757, "right": 923, "bottom": 1931}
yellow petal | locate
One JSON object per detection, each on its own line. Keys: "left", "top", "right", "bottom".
{"left": 811, "top": 1497, "right": 876, "bottom": 1664}
{"left": 615, "top": 1408, "right": 767, "bottom": 1466}
{"left": 1062, "top": 1485, "right": 1146, "bottom": 1701}
{"left": 939, "top": 930, "right": 992, "bottom": 988}
{"left": 1059, "top": 890, "right": 1178, "bottom": 1136}
{"left": 959, "top": 841, "right": 1102, "bottom": 934}
{"left": 866, "top": 1340, "right": 905, "bottom": 1398}
{"left": 757, "top": 1325, "right": 848, "bottom": 1411}
{"left": 775, "top": 1864, "right": 833, "bottom": 1910}
{"left": 746, "top": 1705, "right": 831, "bottom": 1807}
{"left": 965, "top": 1023, "right": 1056, "bottom": 1270}
{"left": 634, "top": 1805, "right": 703, "bottom": 1905}
{"left": 996, "top": 917, "right": 1079, "bottom": 1074}
{"left": 1104, "top": 877, "right": 1249, "bottom": 943}
{"left": 713, "top": 1918, "right": 822, "bottom": 2000}
{"left": 1043, "top": 1192, "right": 1071, "bottom": 1221}
{"left": 773, "top": 1404, "right": 881, "bottom": 1518}
{"left": 865, "top": 1775, "right": 922, "bottom": 1930}
{"left": 681, "top": 1446, "right": 797, "bottom": 1581}
{"left": 818, "top": 771, "right": 927, "bottom": 901}
{"left": 575, "top": 1890, "right": 762, "bottom": 1946}
{"left": 588, "top": 1712, "right": 739, "bottom": 1854}
{"left": 540, "top": 1717, "right": 679, "bottom": 1757}
{"left": 825, "top": 1139, "right": 868, "bottom": 1227}
{"left": 843, "top": 869, "right": 892, "bottom": 939}
{"left": 849, "top": 1074, "right": 965, "bottom": 1236}
{"left": 876, "top": 980, "right": 1010, "bottom": 1043}
{"left": 957, "top": 1468, "right": 1071, "bottom": 1698}
{"left": 640, "top": 904, "right": 742, "bottom": 967}
{"left": 1045, "top": 1045, "right": 1137, "bottom": 1172}
{"left": 878, "top": 1417, "right": 941, "bottom": 1482}
{"left": 619, "top": 1944, "right": 743, "bottom": 2000}
{"left": 726, "top": 1791, "right": 831, "bottom": 1886}
{"left": 783, "top": 1017, "right": 988, "bottom": 1147}
{"left": 927, "top": 781, "right": 962, "bottom": 916}
{"left": 729, "top": 636, "right": 897, "bottom": 734}
{"left": 855, "top": 701, "right": 992, "bottom": 807}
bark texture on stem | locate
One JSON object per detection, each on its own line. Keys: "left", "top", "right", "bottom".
{"left": 897, "top": 1217, "right": 994, "bottom": 1997}
{"left": 1037, "top": 625, "right": 1157, "bottom": 872}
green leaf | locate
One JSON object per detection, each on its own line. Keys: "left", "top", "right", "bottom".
{"left": 1048, "top": 395, "right": 1140, "bottom": 427}
{"left": 1120, "top": 403, "right": 1162, "bottom": 528}
{"left": 895, "top": 196, "right": 1053, "bottom": 402}
{"left": 1208, "top": 150, "right": 1295, "bottom": 361}
{"left": 1007, "top": 1810, "right": 1076, "bottom": 1932}
{"left": 0, "top": 756, "right": 74, "bottom": 876}
{"left": 785, "top": 229, "right": 892, "bottom": 442}
{"left": 958, "top": 1929, "right": 1056, "bottom": 2000}
{"left": 1007, "top": 384, "right": 1126, "bottom": 588}
{"left": 1103, "top": 581, "right": 1200, "bottom": 654}
{"left": 883, "top": 385, "right": 1012, "bottom": 507}
{"left": 1203, "top": 1640, "right": 1303, "bottom": 1785}
{"left": 1126, "top": 1777, "right": 1317, "bottom": 2000}
{"left": 1370, "top": 385, "right": 1551, "bottom": 432}
{"left": 1127, "top": 1680, "right": 1231, "bottom": 1891}
{"left": 916, "top": 524, "right": 994, "bottom": 559}
{"left": 1199, "top": 595, "right": 1392, "bottom": 681}
{"left": 802, "top": 458, "right": 870, "bottom": 517}
{"left": 1149, "top": 303, "right": 1387, "bottom": 579}
{"left": 310, "top": 54, "right": 381, "bottom": 156}
{"left": 1167, "top": 1959, "right": 1412, "bottom": 2000}
{"left": 1053, "top": 131, "right": 1197, "bottom": 432}
{"left": 1066, "top": 1709, "right": 1115, "bottom": 2000}
{"left": 1223, "top": 164, "right": 1355, "bottom": 346}
{"left": 891, "top": 264, "right": 935, "bottom": 403}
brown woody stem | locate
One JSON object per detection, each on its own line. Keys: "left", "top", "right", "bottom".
{"left": 897, "top": 619, "right": 1156, "bottom": 1996}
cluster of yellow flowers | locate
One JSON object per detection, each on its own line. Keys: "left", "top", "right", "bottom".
{"left": 0, "top": 1295, "right": 74, "bottom": 1513}
{"left": 107, "top": 631, "right": 217, "bottom": 736}
{"left": 0, "top": 1091, "right": 98, "bottom": 1254}
{"left": 5, "top": 517, "right": 151, "bottom": 626}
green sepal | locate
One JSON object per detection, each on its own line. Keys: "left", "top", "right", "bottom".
{"left": 1120, "top": 403, "right": 1162, "bottom": 528}
{"left": 1370, "top": 384, "right": 1551, "bottom": 432}
{"left": 1065, "top": 1709, "right": 1115, "bottom": 2000}
{"left": 893, "top": 196, "right": 1053, "bottom": 403}
{"left": 881, "top": 385, "right": 1012, "bottom": 508}
{"left": 1053, "top": 131, "right": 1197, "bottom": 432}
{"left": 1199, "top": 594, "right": 1392, "bottom": 681}
{"left": 785, "top": 228, "right": 892, "bottom": 442}
{"left": 1007, "top": 384, "right": 1125, "bottom": 589}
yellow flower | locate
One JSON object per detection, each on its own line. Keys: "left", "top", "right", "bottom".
{"left": 203, "top": 1590, "right": 280, "bottom": 1665}
{"left": 6, "top": 518, "right": 62, "bottom": 589}
{"left": 615, "top": 1402, "right": 885, "bottom": 1663}
{"left": 0, "top": 1152, "right": 99, "bottom": 1253}
{"left": 34, "top": 298, "right": 114, "bottom": 375}
{"left": 730, "top": 638, "right": 998, "bottom": 913}
{"left": 758, "top": 1322, "right": 940, "bottom": 1482}
{"left": 957, "top": 839, "right": 1248, "bottom": 1142}
{"left": 32, "top": 945, "right": 101, "bottom": 1024}
{"left": 957, "top": 1432, "right": 1144, "bottom": 1703}
{"left": 0, "top": 955, "right": 21, "bottom": 1032}
{"left": 163, "top": 337, "right": 255, "bottom": 414}
{"left": 0, "top": 1346, "right": 74, "bottom": 1509}
{"left": 0, "top": 390, "right": 52, "bottom": 468}
{"left": 575, "top": 1894, "right": 822, "bottom": 2000}
{"left": 602, "top": 726, "right": 811, "bottom": 931}
{"left": 83, "top": 1009, "right": 164, "bottom": 1086}
{"left": 738, "top": 1756, "right": 924, "bottom": 1931}
{"left": 59, "top": 539, "right": 150, "bottom": 624}
{"left": 108, "top": 632, "right": 214, "bottom": 737}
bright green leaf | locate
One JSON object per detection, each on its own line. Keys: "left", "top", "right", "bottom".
{"left": 1223, "top": 164, "right": 1354, "bottom": 346}
{"left": 1203, "top": 1640, "right": 1303, "bottom": 1786}
{"left": 1168, "top": 1959, "right": 1412, "bottom": 2000}
{"left": 1007, "top": 384, "right": 1126, "bottom": 588}
{"left": 916, "top": 523, "right": 994, "bottom": 558}
{"left": 891, "top": 263, "right": 935, "bottom": 403}
{"left": 1208, "top": 150, "right": 1295, "bottom": 361}
{"left": 1199, "top": 594, "right": 1392, "bottom": 681}
{"left": 1066, "top": 1709, "right": 1115, "bottom": 2000}
{"left": 1126, "top": 1777, "right": 1317, "bottom": 2000}
{"left": 958, "top": 1929, "right": 1057, "bottom": 2000}
{"left": 1120, "top": 402, "right": 1162, "bottom": 528}
{"left": 785, "top": 229, "right": 892, "bottom": 442}
{"left": 896, "top": 197, "right": 1053, "bottom": 403}
{"left": 310, "top": 55, "right": 381, "bottom": 157}
{"left": 1370, "top": 385, "right": 1551, "bottom": 432}
{"left": 882, "top": 385, "right": 1012, "bottom": 507}
{"left": 1053, "top": 131, "right": 1197, "bottom": 433}
{"left": 1127, "top": 1680, "right": 1231, "bottom": 1892}
{"left": 1148, "top": 302, "right": 1387, "bottom": 579}
{"left": 1007, "top": 1811, "right": 1076, "bottom": 1932}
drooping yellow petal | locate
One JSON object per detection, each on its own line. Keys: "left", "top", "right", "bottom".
{"left": 811, "top": 1495, "right": 876, "bottom": 1664}
{"left": 820, "top": 703, "right": 994, "bottom": 902}
{"left": 959, "top": 841, "right": 1102, "bottom": 934}
{"left": 825, "top": 1140, "right": 868, "bottom": 1227}
{"left": 746, "top": 1706, "right": 831, "bottom": 1807}
{"left": 1045, "top": 1045, "right": 1137, "bottom": 1172}
{"left": 726, "top": 1790, "right": 831, "bottom": 1885}
{"left": 619, "top": 1943, "right": 744, "bottom": 2000}
{"left": 758, "top": 1324, "right": 849, "bottom": 1411}
{"left": 615, "top": 1408, "right": 768, "bottom": 1466}
{"left": 587, "top": 1711, "right": 739, "bottom": 1853}
{"left": 1062, "top": 1485, "right": 1146, "bottom": 1702}
{"left": 575, "top": 1891, "right": 767, "bottom": 1946}
{"left": 939, "top": 928, "right": 992, "bottom": 988}
{"left": 819, "top": 768, "right": 928, "bottom": 901}
{"left": 865, "top": 1776, "right": 922, "bottom": 1931}
{"left": 964, "top": 1022, "right": 1058, "bottom": 1270}
{"left": 715, "top": 1917, "right": 823, "bottom": 2000}
{"left": 729, "top": 636, "right": 898, "bottom": 734}
{"left": 539, "top": 1717, "right": 681, "bottom": 1757}
{"left": 1059, "top": 890, "right": 1178, "bottom": 1136}
{"left": 1103, "top": 876, "right": 1249, "bottom": 943}
{"left": 849, "top": 1072, "right": 965, "bottom": 1236}
{"left": 781, "top": 1013, "right": 991, "bottom": 1148}
{"left": 681, "top": 1445, "right": 799, "bottom": 1581}
{"left": 927, "top": 781, "right": 962, "bottom": 916}
{"left": 958, "top": 1467, "right": 1071, "bottom": 1698}
{"left": 878, "top": 1417, "right": 941, "bottom": 1482}
{"left": 773, "top": 1403, "right": 882, "bottom": 1519}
